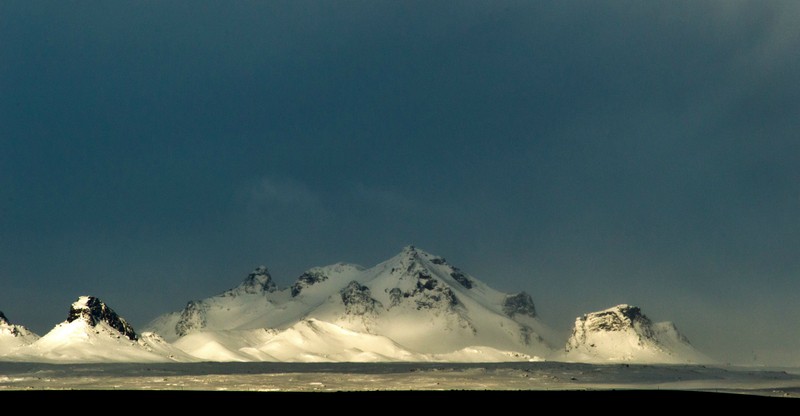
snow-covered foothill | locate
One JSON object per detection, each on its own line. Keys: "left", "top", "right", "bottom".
{"left": 4, "top": 296, "right": 187, "bottom": 363}
{"left": 562, "top": 304, "right": 713, "bottom": 364}
{"left": 0, "top": 311, "right": 40, "bottom": 356}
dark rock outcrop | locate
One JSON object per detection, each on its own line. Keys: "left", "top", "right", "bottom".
{"left": 175, "top": 300, "right": 208, "bottom": 337}
{"left": 340, "top": 281, "right": 382, "bottom": 315}
{"left": 291, "top": 270, "right": 329, "bottom": 297}
{"left": 225, "top": 266, "right": 276, "bottom": 296}
{"left": 582, "top": 305, "right": 652, "bottom": 333}
{"left": 449, "top": 270, "right": 473, "bottom": 289}
{"left": 503, "top": 292, "right": 537, "bottom": 318}
{"left": 566, "top": 304, "right": 656, "bottom": 352}
{"left": 410, "top": 273, "right": 459, "bottom": 310}
{"left": 67, "top": 296, "right": 138, "bottom": 341}
{"left": 388, "top": 287, "right": 403, "bottom": 306}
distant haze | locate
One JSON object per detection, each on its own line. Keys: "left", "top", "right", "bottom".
{"left": 1, "top": 1, "right": 798, "bottom": 366}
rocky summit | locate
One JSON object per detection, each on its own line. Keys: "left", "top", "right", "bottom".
{"left": 67, "top": 296, "right": 138, "bottom": 341}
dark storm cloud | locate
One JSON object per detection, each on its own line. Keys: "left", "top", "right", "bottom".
{"left": 1, "top": 1, "right": 798, "bottom": 364}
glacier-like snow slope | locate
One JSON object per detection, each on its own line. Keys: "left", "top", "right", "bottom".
{"left": 0, "top": 311, "right": 40, "bottom": 356}
{"left": 147, "top": 246, "right": 556, "bottom": 361}
{"left": 172, "top": 319, "right": 540, "bottom": 363}
{"left": 562, "top": 304, "right": 713, "bottom": 364}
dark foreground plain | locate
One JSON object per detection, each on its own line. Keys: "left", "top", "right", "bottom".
{"left": 1, "top": 361, "right": 798, "bottom": 401}
{"left": 1, "top": 390, "right": 795, "bottom": 411}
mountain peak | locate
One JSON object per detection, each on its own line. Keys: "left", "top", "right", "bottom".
{"left": 397, "top": 245, "right": 421, "bottom": 262}
{"left": 0, "top": 310, "right": 40, "bottom": 352}
{"left": 67, "top": 296, "right": 138, "bottom": 341}
{"left": 391, "top": 245, "right": 447, "bottom": 267}
{"left": 226, "top": 266, "right": 277, "bottom": 296}
{"left": 399, "top": 245, "right": 438, "bottom": 259}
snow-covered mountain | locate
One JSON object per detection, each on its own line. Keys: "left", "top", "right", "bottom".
{"left": 0, "top": 311, "right": 40, "bottom": 355}
{"left": 0, "top": 247, "right": 713, "bottom": 364}
{"left": 146, "top": 246, "right": 557, "bottom": 361}
{"left": 4, "top": 296, "right": 192, "bottom": 363}
{"left": 562, "top": 304, "right": 713, "bottom": 364}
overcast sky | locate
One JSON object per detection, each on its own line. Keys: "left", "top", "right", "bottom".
{"left": 1, "top": 1, "right": 798, "bottom": 365}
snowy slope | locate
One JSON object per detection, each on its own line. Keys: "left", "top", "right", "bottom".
{"left": 4, "top": 296, "right": 192, "bottom": 363}
{"left": 137, "top": 332, "right": 199, "bottom": 362}
{"left": 147, "top": 246, "right": 556, "bottom": 360}
{"left": 170, "top": 318, "right": 541, "bottom": 363}
{"left": 172, "top": 319, "right": 418, "bottom": 362}
{"left": 562, "top": 304, "right": 713, "bottom": 364}
{"left": 147, "top": 266, "right": 290, "bottom": 340}
{"left": 0, "top": 311, "right": 39, "bottom": 356}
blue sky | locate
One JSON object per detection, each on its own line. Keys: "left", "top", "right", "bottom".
{"left": 1, "top": 1, "right": 799, "bottom": 365}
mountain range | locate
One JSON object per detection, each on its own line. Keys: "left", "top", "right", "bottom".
{"left": 0, "top": 246, "right": 711, "bottom": 364}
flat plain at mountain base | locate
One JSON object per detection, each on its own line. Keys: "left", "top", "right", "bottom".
{"left": 1, "top": 362, "right": 798, "bottom": 398}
